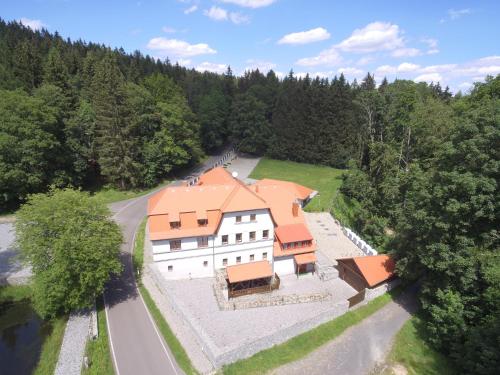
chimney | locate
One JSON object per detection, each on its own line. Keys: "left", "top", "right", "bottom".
{"left": 292, "top": 202, "right": 299, "bottom": 217}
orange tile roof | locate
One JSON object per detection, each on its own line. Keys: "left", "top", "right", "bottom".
{"left": 197, "top": 167, "right": 238, "bottom": 186}
{"left": 294, "top": 252, "right": 317, "bottom": 265}
{"left": 254, "top": 179, "right": 315, "bottom": 201}
{"left": 226, "top": 260, "right": 273, "bottom": 283}
{"left": 273, "top": 240, "right": 316, "bottom": 257}
{"left": 221, "top": 182, "right": 268, "bottom": 213}
{"left": 350, "top": 255, "right": 395, "bottom": 287}
{"left": 275, "top": 223, "right": 313, "bottom": 244}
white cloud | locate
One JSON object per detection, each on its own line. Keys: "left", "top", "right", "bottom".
{"left": 19, "top": 17, "right": 47, "bottom": 31}
{"left": 421, "top": 38, "right": 439, "bottom": 55}
{"left": 162, "top": 26, "right": 177, "bottom": 33}
{"left": 295, "top": 46, "right": 342, "bottom": 67}
{"left": 204, "top": 6, "right": 228, "bottom": 21}
{"left": 229, "top": 12, "right": 250, "bottom": 24}
{"left": 335, "top": 22, "right": 404, "bottom": 53}
{"left": 147, "top": 38, "right": 216, "bottom": 58}
{"left": 398, "top": 62, "right": 420, "bottom": 72}
{"left": 448, "top": 8, "right": 471, "bottom": 20}
{"left": 278, "top": 27, "right": 330, "bottom": 45}
{"left": 184, "top": 5, "right": 198, "bottom": 14}
{"left": 196, "top": 62, "right": 228, "bottom": 74}
{"left": 204, "top": 6, "right": 249, "bottom": 24}
{"left": 391, "top": 48, "right": 421, "bottom": 58}
{"left": 458, "top": 82, "right": 473, "bottom": 90}
{"left": 244, "top": 59, "right": 276, "bottom": 72}
{"left": 218, "top": 0, "right": 276, "bottom": 8}
{"left": 356, "top": 56, "right": 374, "bottom": 66}
{"left": 419, "top": 64, "right": 457, "bottom": 74}
{"left": 337, "top": 67, "right": 364, "bottom": 76}
{"left": 414, "top": 73, "right": 443, "bottom": 83}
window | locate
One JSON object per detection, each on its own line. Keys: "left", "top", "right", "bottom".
{"left": 168, "top": 265, "right": 173, "bottom": 272}
{"left": 170, "top": 221, "right": 180, "bottom": 229}
{"left": 262, "top": 252, "right": 267, "bottom": 260}
{"left": 198, "top": 219, "right": 208, "bottom": 227}
{"left": 236, "top": 256, "right": 241, "bottom": 264}
{"left": 223, "top": 258, "right": 228, "bottom": 266}
{"left": 250, "top": 254, "right": 254, "bottom": 261}
{"left": 250, "top": 214, "right": 256, "bottom": 221}
{"left": 222, "top": 235, "right": 228, "bottom": 245}
{"left": 170, "top": 240, "right": 181, "bottom": 250}
{"left": 203, "top": 261, "right": 208, "bottom": 267}
{"left": 263, "top": 230, "right": 269, "bottom": 239}
{"left": 236, "top": 233, "right": 242, "bottom": 243}
{"left": 197, "top": 236, "right": 208, "bottom": 248}
{"left": 236, "top": 215, "right": 242, "bottom": 223}
{"left": 249, "top": 231, "right": 256, "bottom": 241}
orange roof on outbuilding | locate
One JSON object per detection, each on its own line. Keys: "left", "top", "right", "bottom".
{"left": 226, "top": 260, "right": 273, "bottom": 283}
{"left": 275, "top": 223, "right": 313, "bottom": 244}
{"left": 338, "top": 255, "right": 395, "bottom": 287}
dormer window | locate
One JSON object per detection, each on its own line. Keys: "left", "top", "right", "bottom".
{"left": 198, "top": 219, "right": 208, "bottom": 227}
{"left": 236, "top": 215, "right": 242, "bottom": 223}
{"left": 170, "top": 221, "right": 180, "bottom": 229}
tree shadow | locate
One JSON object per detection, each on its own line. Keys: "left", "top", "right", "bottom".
{"left": 104, "top": 252, "right": 140, "bottom": 307}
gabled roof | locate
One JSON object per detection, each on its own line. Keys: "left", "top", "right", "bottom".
{"left": 198, "top": 167, "right": 237, "bottom": 186}
{"left": 221, "top": 182, "right": 268, "bottom": 213}
{"left": 254, "top": 179, "right": 315, "bottom": 201}
{"left": 338, "top": 255, "right": 395, "bottom": 287}
{"left": 275, "top": 223, "right": 313, "bottom": 244}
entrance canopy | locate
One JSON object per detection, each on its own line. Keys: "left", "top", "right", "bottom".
{"left": 294, "top": 252, "right": 317, "bottom": 265}
{"left": 226, "top": 260, "right": 273, "bottom": 283}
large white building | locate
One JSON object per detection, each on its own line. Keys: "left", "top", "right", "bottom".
{"left": 147, "top": 168, "right": 317, "bottom": 281}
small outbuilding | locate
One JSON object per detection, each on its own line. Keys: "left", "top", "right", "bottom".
{"left": 337, "top": 255, "right": 395, "bottom": 292}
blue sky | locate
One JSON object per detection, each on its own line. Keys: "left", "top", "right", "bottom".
{"left": 3, "top": 0, "right": 500, "bottom": 92}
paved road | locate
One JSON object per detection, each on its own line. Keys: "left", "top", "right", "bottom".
{"left": 104, "top": 150, "right": 233, "bottom": 375}
{"left": 270, "top": 288, "right": 418, "bottom": 375}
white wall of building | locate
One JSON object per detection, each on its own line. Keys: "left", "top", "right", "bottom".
{"left": 274, "top": 255, "right": 295, "bottom": 275}
{"left": 152, "top": 208, "right": 276, "bottom": 280}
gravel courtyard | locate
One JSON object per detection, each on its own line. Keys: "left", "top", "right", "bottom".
{"left": 149, "top": 262, "right": 357, "bottom": 366}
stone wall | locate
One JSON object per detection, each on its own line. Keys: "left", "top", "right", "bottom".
{"left": 365, "top": 278, "right": 401, "bottom": 301}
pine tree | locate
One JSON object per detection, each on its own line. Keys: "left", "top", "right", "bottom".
{"left": 91, "top": 53, "right": 139, "bottom": 189}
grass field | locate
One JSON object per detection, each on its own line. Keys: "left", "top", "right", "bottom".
{"left": 0, "top": 285, "right": 67, "bottom": 375}
{"left": 91, "top": 181, "right": 169, "bottom": 205}
{"left": 222, "top": 287, "right": 402, "bottom": 375}
{"left": 249, "top": 158, "right": 345, "bottom": 213}
{"left": 133, "top": 220, "right": 198, "bottom": 375}
{"left": 380, "top": 315, "right": 456, "bottom": 375}
{"left": 82, "top": 298, "right": 114, "bottom": 375}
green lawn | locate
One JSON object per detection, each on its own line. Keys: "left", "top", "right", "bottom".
{"left": 381, "top": 315, "right": 456, "bottom": 375}
{"left": 222, "top": 288, "right": 402, "bottom": 375}
{"left": 82, "top": 298, "right": 114, "bottom": 375}
{"left": 91, "top": 181, "right": 168, "bottom": 205}
{"left": 0, "top": 285, "right": 67, "bottom": 375}
{"left": 133, "top": 219, "right": 198, "bottom": 375}
{"left": 249, "top": 158, "right": 345, "bottom": 212}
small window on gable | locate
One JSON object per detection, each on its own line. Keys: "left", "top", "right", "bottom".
{"left": 263, "top": 252, "right": 267, "bottom": 260}
{"left": 223, "top": 258, "right": 228, "bottom": 266}
{"left": 250, "top": 214, "right": 256, "bottom": 221}
{"left": 168, "top": 265, "right": 173, "bottom": 272}
{"left": 236, "top": 215, "right": 242, "bottom": 223}
{"left": 198, "top": 219, "right": 208, "bottom": 227}
{"left": 222, "top": 235, "right": 228, "bottom": 245}
{"left": 236, "top": 256, "right": 241, "bottom": 264}
{"left": 170, "top": 221, "right": 180, "bottom": 229}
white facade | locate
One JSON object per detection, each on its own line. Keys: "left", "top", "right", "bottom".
{"left": 152, "top": 209, "right": 276, "bottom": 280}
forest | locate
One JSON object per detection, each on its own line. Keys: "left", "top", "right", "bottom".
{"left": 0, "top": 18, "right": 498, "bottom": 373}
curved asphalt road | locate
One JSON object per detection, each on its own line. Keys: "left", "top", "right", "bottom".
{"left": 104, "top": 151, "right": 231, "bottom": 375}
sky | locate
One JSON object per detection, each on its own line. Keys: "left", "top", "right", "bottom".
{"left": 3, "top": 0, "right": 500, "bottom": 92}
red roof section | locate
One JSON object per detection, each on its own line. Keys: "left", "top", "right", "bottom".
{"left": 254, "top": 179, "right": 315, "bottom": 201}
{"left": 351, "top": 255, "right": 395, "bottom": 287}
{"left": 226, "top": 260, "right": 273, "bottom": 283}
{"left": 197, "top": 167, "right": 237, "bottom": 186}
{"left": 275, "top": 223, "right": 313, "bottom": 244}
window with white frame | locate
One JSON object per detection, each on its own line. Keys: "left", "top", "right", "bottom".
{"left": 197, "top": 236, "right": 208, "bottom": 248}
{"left": 236, "top": 233, "right": 242, "bottom": 243}
{"left": 170, "top": 239, "right": 181, "bottom": 250}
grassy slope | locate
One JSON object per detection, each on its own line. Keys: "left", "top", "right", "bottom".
{"left": 249, "top": 158, "right": 344, "bottom": 212}
{"left": 223, "top": 288, "right": 402, "bottom": 375}
{"left": 382, "top": 315, "right": 456, "bottom": 375}
{"left": 133, "top": 218, "right": 198, "bottom": 375}
{"left": 0, "top": 286, "right": 67, "bottom": 375}
{"left": 82, "top": 298, "right": 114, "bottom": 375}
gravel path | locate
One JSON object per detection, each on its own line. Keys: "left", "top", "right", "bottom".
{"left": 55, "top": 311, "right": 91, "bottom": 375}
{"left": 269, "top": 288, "right": 418, "bottom": 375}
{"left": 0, "top": 223, "right": 32, "bottom": 284}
